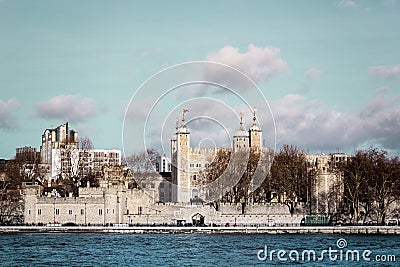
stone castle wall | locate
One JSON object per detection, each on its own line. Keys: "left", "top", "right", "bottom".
{"left": 24, "top": 183, "right": 303, "bottom": 226}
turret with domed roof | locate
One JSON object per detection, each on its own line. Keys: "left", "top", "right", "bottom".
{"left": 233, "top": 112, "right": 249, "bottom": 152}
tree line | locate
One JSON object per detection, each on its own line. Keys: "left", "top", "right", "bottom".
{"left": 200, "top": 145, "right": 400, "bottom": 225}
{"left": 1, "top": 140, "right": 399, "bottom": 225}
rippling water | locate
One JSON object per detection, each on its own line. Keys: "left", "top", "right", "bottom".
{"left": 0, "top": 233, "right": 399, "bottom": 266}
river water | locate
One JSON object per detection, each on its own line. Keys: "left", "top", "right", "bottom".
{"left": 0, "top": 233, "right": 399, "bottom": 266}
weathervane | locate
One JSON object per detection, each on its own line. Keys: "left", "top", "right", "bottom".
{"left": 182, "top": 108, "right": 189, "bottom": 123}
{"left": 239, "top": 112, "right": 245, "bottom": 130}
{"left": 252, "top": 106, "right": 257, "bottom": 121}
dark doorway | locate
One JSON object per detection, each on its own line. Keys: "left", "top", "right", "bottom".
{"left": 192, "top": 213, "right": 205, "bottom": 226}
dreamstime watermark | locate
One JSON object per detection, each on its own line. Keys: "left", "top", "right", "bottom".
{"left": 257, "top": 238, "right": 396, "bottom": 263}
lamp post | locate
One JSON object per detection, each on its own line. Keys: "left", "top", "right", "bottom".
{"left": 53, "top": 198, "right": 56, "bottom": 224}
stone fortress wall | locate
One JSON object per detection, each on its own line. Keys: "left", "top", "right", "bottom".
{"left": 20, "top": 117, "right": 352, "bottom": 227}
{"left": 24, "top": 183, "right": 302, "bottom": 226}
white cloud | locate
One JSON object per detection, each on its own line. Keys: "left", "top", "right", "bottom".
{"left": 369, "top": 65, "right": 400, "bottom": 79}
{"left": 0, "top": 98, "right": 19, "bottom": 129}
{"left": 35, "top": 94, "right": 102, "bottom": 122}
{"left": 305, "top": 68, "right": 323, "bottom": 81}
{"left": 339, "top": 0, "right": 358, "bottom": 8}
{"left": 271, "top": 93, "right": 400, "bottom": 155}
{"left": 206, "top": 44, "right": 288, "bottom": 85}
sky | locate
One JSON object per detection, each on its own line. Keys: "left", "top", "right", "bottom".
{"left": 1, "top": 0, "right": 399, "bottom": 159}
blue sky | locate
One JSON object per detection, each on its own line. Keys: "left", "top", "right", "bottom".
{"left": 1, "top": 0, "right": 399, "bottom": 159}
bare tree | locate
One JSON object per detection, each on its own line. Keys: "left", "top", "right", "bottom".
{"left": 269, "top": 145, "right": 315, "bottom": 214}
{"left": 342, "top": 151, "right": 367, "bottom": 224}
{"left": 0, "top": 160, "right": 23, "bottom": 225}
{"left": 370, "top": 151, "right": 400, "bottom": 225}
{"left": 198, "top": 149, "right": 231, "bottom": 202}
{"left": 78, "top": 137, "right": 94, "bottom": 150}
{"left": 125, "top": 148, "right": 160, "bottom": 173}
{"left": 232, "top": 148, "right": 261, "bottom": 204}
{"left": 53, "top": 144, "right": 83, "bottom": 196}
{"left": 199, "top": 148, "right": 274, "bottom": 208}
{"left": 0, "top": 186, "right": 22, "bottom": 225}
{"left": 316, "top": 182, "right": 343, "bottom": 223}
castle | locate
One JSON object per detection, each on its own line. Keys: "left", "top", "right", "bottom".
{"left": 171, "top": 108, "right": 265, "bottom": 203}
{"left": 19, "top": 111, "right": 354, "bottom": 226}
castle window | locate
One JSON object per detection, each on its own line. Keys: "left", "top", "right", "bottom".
{"left": 99, "top": 209, "right": 103, "bottom": 215}
{"left": 55, "top": 209, "right": 60, "bottom": 215}
{"left": 81, "top": 209, "right": 84, "bottom": 215}
{"left": 37, "top": 209, "right": 42, "bottom": 215}
{"left": 28, "top": 210, "right": 31, "bottom": 215}
{"left": 68, "top": 210, "right": 73, "bottom": 215}
{"left": 193, "top": 175, "right": 197, "bottom": 181}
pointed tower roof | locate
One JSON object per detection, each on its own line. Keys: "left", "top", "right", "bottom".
{"left": 249, "top": 107, "right": 261, "bottom": 132}
{"left": 176, "top": 108, "right": 190, "bottom": 134}
{"left": 234, "top": 112, "right": 249, "bottom": 137}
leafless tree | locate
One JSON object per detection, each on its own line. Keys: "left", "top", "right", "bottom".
{"left": 198, "top": 149, "right": 231, "bottom": 202}
{"left": 199, "top": 148, "right": 274, "bottom": 207}
{"left": 269, "top": 145, "right": 316, "bottom": 214}
{"left": 316, "top": 181, "right": 343, "bottom": 223}
{"left": 125, "top": 148, "right": 160, "bottom": 173}
{"left": 341, "top": 151, "right": 369, "bottom": 224}
{"left": 0, "top": 187, "right": 22, "bottom": 225}
{"left": 369, "top": 151, "right": 400, "bottom": 225}
{"left": 0, "top": 160, "right": 23, "bottom": 225}
{"left": 78, "top": 137, "right": 94, "bottom": 150}
{"left": 340, "top": 148, "right": 400, "bottom": 225}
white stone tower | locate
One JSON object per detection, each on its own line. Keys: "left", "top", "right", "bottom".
{"left": 249, "top": 108, "right": 262, "bottom": 152}
{"left": 171, "top": 109, "right": 191, "bottom": 203}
